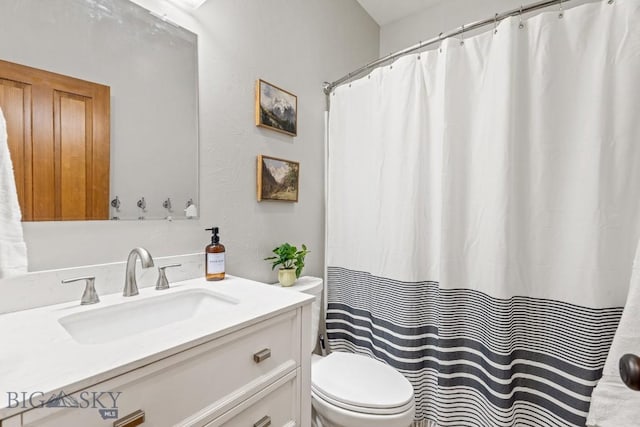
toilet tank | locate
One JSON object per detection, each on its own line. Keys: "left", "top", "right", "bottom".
{"left": 287, "top": 276, "right": 323, "bottom": 354}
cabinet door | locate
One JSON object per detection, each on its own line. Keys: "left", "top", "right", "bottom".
{"left": 0, "top": 59, "right": 109, "bottom": 221}
{"left": 0, "top": 77, "right": 33, "bottom": 219}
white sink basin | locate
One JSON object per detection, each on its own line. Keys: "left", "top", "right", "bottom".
{"left": 58, "top": 289, "right": 239, "bottom": 345}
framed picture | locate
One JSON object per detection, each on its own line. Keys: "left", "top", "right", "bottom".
{"left": 255, "top": 79, "right": 297, "bottom": 136}
{"left": 257, "top": 155, "right": 299, "bottom": 202}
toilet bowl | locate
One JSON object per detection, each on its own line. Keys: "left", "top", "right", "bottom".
{"left": 283, "top": 277, "right": 415, "bottom": 427}
{"left": 311, "top": 352, "right": 415, "bottom": 427}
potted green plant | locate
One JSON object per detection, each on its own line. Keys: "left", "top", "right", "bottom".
{"left": 264, "top": 243, "right": 309, "bottom": 286}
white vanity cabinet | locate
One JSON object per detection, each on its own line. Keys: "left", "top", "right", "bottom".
{"left": 4, "top": 305, "right": 311, "bottom": 427}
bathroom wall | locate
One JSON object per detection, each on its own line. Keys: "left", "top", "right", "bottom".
{"left": 379, "top": 0, "right": 593, "bottom": 56}
{"left": 15, "top": 0, "right": 379, "bottom": 282}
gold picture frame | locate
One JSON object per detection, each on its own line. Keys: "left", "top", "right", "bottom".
{"left": 257, "top": 155, "right": 299, "bottom": 202}
{"left": 255, "top": 79, "right": 297, "bottom": 136}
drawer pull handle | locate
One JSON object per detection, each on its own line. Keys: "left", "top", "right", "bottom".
{"left": 254, "top": 415, "right": 271, "bottom": 427}
{"left": 253, "top": 348, "right": 271, "bottom": 363}
{"left": 113, "top": 409, "right": 145, "bottom": 427}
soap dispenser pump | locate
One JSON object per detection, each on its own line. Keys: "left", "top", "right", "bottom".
{"left": 205, "top": 227, "right": 225, "bottom": 281}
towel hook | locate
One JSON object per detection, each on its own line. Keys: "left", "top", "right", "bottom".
{"left": 558, "top": 0, "right": 564, "bottom": 18}
{"left": 137, "top": 197, "right": 146, "bottom": 212}
{"left": 110, "top": 195, "right": 121, "bottom": 221}
{"left": 163, "top": 198, "right": 173, "bottom": 221}
{"left": 110, "top": 196, "right": 121, "bottom": 210}
{"left": 519, "top": 5, "right": 525, "bottom": 29}
{"left": 137, "top": 196, "right": 146, "bottom": 220}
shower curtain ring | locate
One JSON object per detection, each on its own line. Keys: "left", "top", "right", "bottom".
{"left": 558, "top": 0, "right": 564, "bottom": 18}
{"left": 519, "top": 5, "right": 525, "bottom": 29}
{"left": 494, "top": 13, "right": 499, "bottom": 34}
{"left": 438, "top": 32, "right": 444, "bottom": 53}
{"left": 460, "top": 25, "right": 465, "bottom": 46}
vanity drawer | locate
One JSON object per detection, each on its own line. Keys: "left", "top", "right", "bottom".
{"left": 22, "top": 310, "right": 301, "bottom": 427}
{"left": 205, "top": 370, "right": 299, "bottom": 427}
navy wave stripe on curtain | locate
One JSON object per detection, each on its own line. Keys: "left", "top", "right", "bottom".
{"left": 326, "top": 267, "right": 623, "bottom": 427}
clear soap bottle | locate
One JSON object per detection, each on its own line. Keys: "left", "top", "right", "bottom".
{"left": 205, "top": 227, "right": 225, "bottom": 281}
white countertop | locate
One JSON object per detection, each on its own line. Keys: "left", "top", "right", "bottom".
{"left": 0, "top": 275, "right": 313, "bottom": 420}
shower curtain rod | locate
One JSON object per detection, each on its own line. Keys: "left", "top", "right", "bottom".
{"left": 323, "top": 0, "right": 595, "bottom": 94}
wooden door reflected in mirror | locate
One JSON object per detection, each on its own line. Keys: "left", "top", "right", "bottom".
{"left": 0, "top": 59, "right": 110, "bottom": 221}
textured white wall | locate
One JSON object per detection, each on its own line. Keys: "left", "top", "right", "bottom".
{"left": 15, "top": 0, "right": 379, "bottom": 282}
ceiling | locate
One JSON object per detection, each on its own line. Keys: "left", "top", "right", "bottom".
{"left": 356, "top": 0, "right": 443, "bottom": 26}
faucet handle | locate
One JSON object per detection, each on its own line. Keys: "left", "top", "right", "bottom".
{"left": 155, "top": 264, "right": 181, "bottom": 290}
{"left": 62, "top": 276, "right": 100, "bottom": 305}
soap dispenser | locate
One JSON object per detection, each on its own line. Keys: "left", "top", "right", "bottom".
{"left": 205, "top": 227, "right": 225, "bottom": 281}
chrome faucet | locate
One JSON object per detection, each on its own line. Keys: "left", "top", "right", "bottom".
{"left": 155, "top": 264, "right": 181, "bottom": 290}
{"left": 123, "top": 247, "right": 154, "bottom": 296}
{"left": 62, "top": 276, "right": 100, "bottom": 305}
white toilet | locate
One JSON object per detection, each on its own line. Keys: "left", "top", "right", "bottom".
{"left": 285, "top": 277, "right": 415, "bottom": 427}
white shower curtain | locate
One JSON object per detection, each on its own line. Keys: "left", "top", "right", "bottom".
{"left": 326, "top": 1, "right": 640, "bottom": 426}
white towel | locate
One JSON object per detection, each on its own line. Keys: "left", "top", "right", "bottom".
{"left": 0, "top": 107, "right": 28, "bottom": 278}
{"left": 587, "top": 241, "right": 640, "bottom": 426}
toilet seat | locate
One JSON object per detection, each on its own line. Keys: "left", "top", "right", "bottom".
{"left": 311, "top": 352, "right": 414, "bottom": 416}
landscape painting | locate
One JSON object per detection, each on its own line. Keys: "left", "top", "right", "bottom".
{"left": 257, "top": 155, "right": 299, "bottom": 202}
{"left": 255, "top": 79, "right": 297, "bottom": 136}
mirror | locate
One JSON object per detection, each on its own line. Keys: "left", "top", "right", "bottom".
{"left": 0, "top": 0, "right": 199, "bottom": 220}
